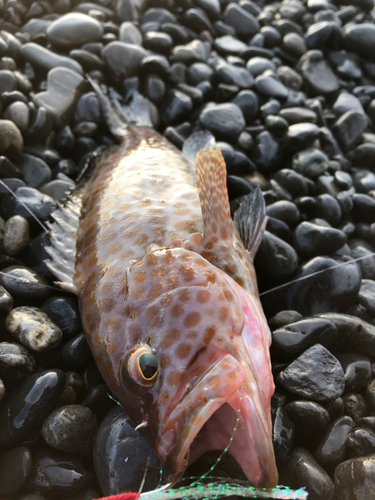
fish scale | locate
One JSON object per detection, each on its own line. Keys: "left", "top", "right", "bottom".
{"left": 45, "top": 86, "right": 277, "bottom": 489}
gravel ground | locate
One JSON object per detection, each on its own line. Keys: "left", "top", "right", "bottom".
{"left": 0, "top": 0, "right": 375, "bottom": 499}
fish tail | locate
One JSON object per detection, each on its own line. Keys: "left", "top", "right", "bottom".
{"left": 86, "top": 75, "right": 152, "bottom": 140}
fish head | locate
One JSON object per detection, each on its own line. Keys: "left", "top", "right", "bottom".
{"left": 114, "top": 245, "right": 277, "bottom": 488}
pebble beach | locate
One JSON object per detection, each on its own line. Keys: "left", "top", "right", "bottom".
{"left": 0, "top": 0, "right": 375, "bottom": 499}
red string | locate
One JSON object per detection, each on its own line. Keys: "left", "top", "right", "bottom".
{"left": 95, "top": 493, "right": 140, "bottom": 500}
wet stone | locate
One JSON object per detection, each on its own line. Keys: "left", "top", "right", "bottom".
{"left": 0, "top": 284, "right": 13, "bottom": 312}
{"left": 315, "top": 416, "right": 353, "bottom": 467}
{"left": 246, "top": 57, "right": 276, "bottom": 77}
{"left": 6, "top": 306, "right": 63, "bottom": 352}
{"left": 94, "top": 406, "right": 160, "bottom": 495}
{"left": 293, "top": 222, "right": 346, "bottom": 258}
{"left": 161, "top": 90, "right": 192, "bottom": 125}
{"left": 0, "top": 341, "right": 35, "bottom": 383}
{"left": 352, "top": 170, "right": 375, "bottom": 194}
{"left": 4, "top": 101, "right": 29, "bottom": 133}
{"left": 346, "top": 428, "right": 375, "bottom": 459}
{"left": 345, "top": 23, "right": 375, "bottom": 60}
{"left": 232, "top": 90, "right": 258, "bottom": 123}
{"left": 61, "top": 332, "right": 93, "bottom": 371}
{"left": 40, "top": 179, "right": 74, "bottom": 202}
{"left": 0, "top": 119, "right": 23, "bottom": 160}
{"left": 335, "top": 353, "right": 372, "bottom": 393}
{"left": 268, "top": 310, "right": 303, "bottom": 330}
{"left": 333, "top": 92, "right": 364, "bottom": 117}
{"left": 214, "top": 35, "right": 248, "bottom": 56}
{"left": 0, "top": 266, "right": 52, "bottom": 302}
{"left": 0, "top": 446, "right": 32, "bottom": 495}
{"left": 358, "top": 279, "right": 375, "bottom": 316}
{"left": 293, "top": 148, "right": 329, "bottom": 178}
{"left": 334, "top": 454, "right": 375, "bottom": 500}
{"left": 366, "top": 380, "right": 375, "bottom": 412}
{"left": 42, "top": 404, "right": 97, "bottom": 454}
{"left": 223, "top": 3, "right": 259, "bottom": 38}
{"left": 273, "top": 406, "right": 294, "bottom": 462}
{"left": 47, "top": 13, "right": 103, "bottom": 48}
{"left": 33, "top": 67, "right": 84, "bottom": 128}
{"left": 0, "top": 369, "right": 64, "bottom": 446}
{"left": 265, "top": 201, "right": 300, "bottom": 228}
{"left": 287, "top": 123, "right": 319, "bottom": 151}
{"left": 332, "top": 111, "right": 367, "bottom": 152}
{"left": 14, "top": 154, "right": 52, "bottom": 189}
{"left": 119, "top": 22, "right": 142, "bottom": 45}
{"left": 3, "top": 214, "right": 29, "bottom": 257}
{"left": 278, "top": 344, "right": 345, "bottom": 402}
{"left": 200, "top": 103, "right": 245, "bottom": 140}
{"left": 254, "top": 75, "right": 288, "bottom": 99}
{"left": 215, "top": 60, "right": 253, "bottom": 89}
{"left": 0, "top": 187, "right": 56, "bottom": 227}
{"left": 280, "top": 447, "right": 335, "bottom": 500}
{"left": 285, "top": 401, "right": 330, "bottom": 446}
{"left": 255, "top": 231, "right": 298, "bottom": 280}
{"left": 343, "top": 394, "right": 367, "bottom": 421}
{"left": 41, "top": 296, "right": 82, "bottom": 339}
{"left": 102, "top": 42, "right": 148, "bottom": 81}
{"left": 26, "top": 449, "right": 92, "bottom": 496}
{"left": 297, "top": 50, "right": 339, "bottom": 96}
{"left": 172, "top": 40, "right": 209, "bottom": 64}
{"left": 20, "top": 43, "right": 83, "bottom": 76}
{"left": 272, "top": 318, "right": 338, "bottom": 358}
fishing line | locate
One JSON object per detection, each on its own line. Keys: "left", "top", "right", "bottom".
{"left": 0, "top": 179, "right": 49, "bottom": 233}
{"left": 259, "top": 251, "right": 375, "bottom": 297}
{"left": 0, "top": 269, "right": 65, "bottom": 293}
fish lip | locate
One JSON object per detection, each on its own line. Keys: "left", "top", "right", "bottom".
{"left": 157, "top": 354, "right": 278, "bottom": 488}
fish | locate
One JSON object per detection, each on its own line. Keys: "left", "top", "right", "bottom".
{"left": 45, "top": 81, "right": 278, "bottom": 489}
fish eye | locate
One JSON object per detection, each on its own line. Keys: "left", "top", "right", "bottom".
{"left": 123, "top": 345, "right": 159, "bottom": 388}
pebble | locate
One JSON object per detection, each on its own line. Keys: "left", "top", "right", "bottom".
{"left": 0, "top": 119, "right": 23, "bottom": 160}
{"left": 61, "top": 332, "right": 93, "bottom": 371}
{"left": 26, "top": 449, "right": 92, "bottom": 496}
{"left": 223, "top": 3, "right": 259, "bottom": 38}
{"left": 42, "top": 404, "right": 97, "bottom": 454}
{"left": 366, "top": 379, "right": 375, "bottom": 412}
{"left": 6, "top": 306, "right": 63, "bottom": 352}
{"left": 33, "top": 67, "right": 84, "bottom": 128}
{"left": 1, "top": 334, "right": 36, "bottom": 377}
{"left": 287, "top": 123, "right": 319, "bottom": 150}
{"left": 14, "top": 153, "right": 52, "bottom": 188}
{"left": 0, "top": 446, "right": 32, "bottom": 495}
{"left": 4, "top": 101, "right": 29, "bottom": 133}
{"left": 0, "top": 285, "right": 13, "bottom": 312}
{"left": 214, "top": 35, "right": 248, "bottom": 56}
{"left": 334, "top": 454, "right": 375, "bottom": 500}
{"left": 0, "top": 369, "right": 64, "bottom": 446}
{"left": 317, "top": 313, "right": 375, "bottom": 358}
{"left": 172, "top": 40, "right": 209, "bottom": 63}
{"left": 293, "top": 221, "right": 346, "bottom": 258}
{"left": 358, "top": 279, "right": 375, "bottom": 316}
{"left": 285, "top": 401, "right": 330, "bottom": 446}
{"left": 335, "top": 353, "right": 372, "bottom": 393}
{"left": 315, "top": 415, "right": 353, "bottom": 468}
{"left": 0, "top": 266, "right": 52, "bottom": 302}
{"left": 162, "top": 89, "right": 192, "bottom": 125}
{"left": 40, "top": 179, "right": 74, "bottom": 201}
{"left": 94, "top": 406, "right": 160, "bottom": 495}
{"left": 0, "top": 187, "right": 56, "bottom": 227}
{"left": 346, "top": 428, "right": 375, "bottom": 459}
{"left": 280, "top": 447, "right": 335, "bottom": 500}
{"left": 273, "top": 406, "right": 294, "bottom": 462}
{"left": 332, "top": 111, "right": 367, "bottom": 152}
{"left": 215, "top": 60, "right": 253, "bottom": 89}
{"left": 3, "top": 215, "right": 30, "bottom": 257}
{"left": 256, "top": 231, "right": 298, "bottom": 279}
{"left": 119, "top": 22, "right": 142, "bottom": 45}
{"left": 272, "top": 318, "right": 338, "bottom": 358}
{"left": 345, "top": 23, "right": 375, "bottom": 59}
{"left": 293, "top": 148, "right": 329, "bottom": 178}
{"left": 254, "top": 75, "right": 288, "bottom": 99}
{"left": 20, "top": 43, "right": 83, "bottom": 75}
{"left": 297, "top": 50, "right": 339, "bottom": 96}
{"left": 278, "top": 344, "right": 345, "bottom": 402}
{"left": 200, "top": 103, "right": 245, "bottom": 140}
{"left": 343, "top": 394, "right": 367, "bottom": 421}
{"left": 47, "top": 13, "right": 103, "bottom": 48}
{"left": 41, "top": 296, "right": 82, "bottom": 338}
{"left": 101, "top": 42, "right": 148, "bottom": 80}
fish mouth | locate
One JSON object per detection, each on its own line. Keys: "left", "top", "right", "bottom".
{"left": 158, "top": 354, "right": 278, "bottom": 488}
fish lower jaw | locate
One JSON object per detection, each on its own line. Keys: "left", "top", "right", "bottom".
{"left": 157, "top": 356, "right": 278, "bottom": 488}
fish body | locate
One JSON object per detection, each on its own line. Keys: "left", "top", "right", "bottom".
{"left": 46, "top": 92, "right": 277, "bottom": 488}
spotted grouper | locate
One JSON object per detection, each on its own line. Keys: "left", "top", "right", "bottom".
{"left": 45, "top": 81, "right": 278, "bottom": 489}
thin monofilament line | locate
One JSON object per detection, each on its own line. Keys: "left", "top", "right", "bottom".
{"left": 0, "top": 180, "right": 49, "bottom": 233}
{"left": 259, "top": 251, "right": 375, "bottom": 297}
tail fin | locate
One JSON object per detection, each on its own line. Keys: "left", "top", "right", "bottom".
{"left": 87, "top": 75, "right": 152, "bottom": 139}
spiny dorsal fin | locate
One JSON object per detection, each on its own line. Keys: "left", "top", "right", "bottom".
{"left": 44, "top": 194, "right": 82, "bottom": 294}
{"left": 234, "top": 186, "right": 267, "bottom": 260}
{"left": 196, "top": 149, "right": 233, "bottom": 249}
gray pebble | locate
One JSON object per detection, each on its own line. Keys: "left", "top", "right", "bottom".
{"left": 6, "top": 306, "right": 63, "bottom": 352}
{"left": 0, "top": 342, "right": 35, "bottom": 383}
{"left": 47, "top": 13, "right": 103, "bottom": 48}
{"left": 4, "top": 101, "right": 30, "bottom": 133}
{"left": 14, "top": 153, "right": 52, "bottom": 189}
{"left": 0, "top": 285, "right": 13, "bottom": 312}
{"left": 119, "top": 21, "right": 142, "bottom": 45}
{"left": 0, "top": 119, "right": 23, "bottom": 160}
{"left": 4, "top": 215, "right": 30, "bottom": 257}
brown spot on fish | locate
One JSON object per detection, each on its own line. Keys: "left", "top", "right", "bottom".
{"left": 168, "top": 371, "right": 182, "bottom": 386}
{"left": 125, "top": 304, "right": 140, "bottom": 319}
{"left": 184, "top": 312, "right": 201, "bottom": 328}
{"left": 170, "top": 303, "right": 184, "bottom": 318}
{"left": 135, "top": 234, "right": 150, "bottom": 246}
{"left": 176, "top": 343, "right": 191, "bottom": 359}
{"left": 105, "top": 316, "right": 122, "bottom": 332}
{"left": 204, "top": 325, "right": 216, "bottom": 343}
{"left": 219, "top": 307, "right": 229, "bottom": 322}
{"left": 129, "top": 324, "right": 142, "bottom": 342}
{"left": 161, "top": 294, "right": 172, "bottom": 307}
{"left": 187, "top": 330, "right": 198, "bottom": 339}
{"left": 178, "top": 289, "right": 191, "bottom": 302}
{"left": 224, "top": 289, "right": 234, "bottom": 302}
{"left": 131, "top": 287, "right": 145, "bottom": 300}
{"left": 180, "top": 265, "right": 195, "bottom": 282}
{"left": 102, "top": 296, "right": 115, "bottom": 312}
{"left": 160, "top": 354, "right": 170, "bottom": 368}
{"left": 205, "top": 270, "right": 217, "bottom": 284}
{"left": 148, "top": 283, "right": 163, "bottom": 300}
{"left": 147, "top": 304, "right": 163, "bottom": 328}
{"left": 197, "top": 289, "right": 210, "bottom": 303}
{"left": 160, "top": 390, "right": 170, "bottom": 405}
{"left": 160, "top": 328, "right": 180, "bottom": 349}
{"left": 118, "top": 202, "right": 132, "bottom": 211}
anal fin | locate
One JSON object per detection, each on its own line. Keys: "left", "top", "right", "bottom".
{"left": 195, "top": 149, "right": 233, "bottom": 249}
{"left": 234, "top": 186, "right": 267, "bottom": 261}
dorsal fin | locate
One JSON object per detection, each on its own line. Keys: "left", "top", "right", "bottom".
{"left": 44, "top": 194, "right": 82, "bottom": 294}
{"left": 195, "top": 149, "right": 233, "bottom": 249}
{"left": 234, "top": 186, "right": 267, "bottom": 260}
